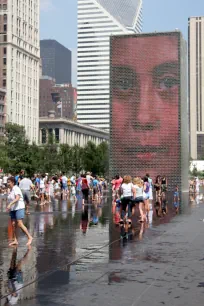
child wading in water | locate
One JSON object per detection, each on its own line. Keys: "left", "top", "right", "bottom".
{"left": 174, "top": 186, "right": 180, "bottom": 214}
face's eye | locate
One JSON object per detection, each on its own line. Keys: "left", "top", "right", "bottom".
{"left": 112, "top": 67, "right": 136, "bottom": 95}
{"left": 113, "top": 77, "right": 134, "bottom": 91}
{"left": 157, "top": 77, "right": 179, "bottom": 90}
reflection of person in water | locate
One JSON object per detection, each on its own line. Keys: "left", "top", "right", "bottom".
{"left": 111, "top": 34, "right": 180, "bottom": 181}
{"left": 155, "top": 199, "right": 162, "bottom": 218}
{"left": 162, "top": 198, "right": 168, "bottom": 216}
{"left": 89, "top": 204, "right": 99, "bottom": 226}
{"left": 81, "top": 205, "right": 89, "bottom": 234}
{"left": 5, "top": 247, "right": 31, "bottom": 305}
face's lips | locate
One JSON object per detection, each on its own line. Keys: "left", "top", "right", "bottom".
{"left": 125, "top": 146, "right": 169, "bottom": 154}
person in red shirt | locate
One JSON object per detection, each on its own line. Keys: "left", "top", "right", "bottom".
{"left": 81, "top": 174, "right": 89, "bottom": 204}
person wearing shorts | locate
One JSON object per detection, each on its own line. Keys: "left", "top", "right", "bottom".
{"left": 39, "top": 175, "right": 46, "bottom": 205}
{"left": 92, "top": 177, "right": 99, "bottom": 201}
{"left": 61, "top": 172, "right": 68, "bottom": 197}
{"left": 120, "top": 176, "right": 134, "bottom": 223}
{"left": 19, "top": 177, "right": 34, "bottom": 215}
{"left": 7, "top": 177, "right": 33, "bottom": 247}
{"left": 132, "top": 177, "right": 145, "bottom": 222}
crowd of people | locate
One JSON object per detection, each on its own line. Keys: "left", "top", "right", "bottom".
{"left": 0, "top": 169, "right": 203, "bottom": 248}
{"left": 0, "top": 170, "right": 108, "bottom": 247}
{"left": 189, "top": 177, "right": 201, "bottom": 194}
{"left": 111, "top": 174, "right": 181, "bottom": 227}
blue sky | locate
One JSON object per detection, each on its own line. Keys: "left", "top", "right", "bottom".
{"left": 40, "top": 0, "right": 204, "bottom": 86}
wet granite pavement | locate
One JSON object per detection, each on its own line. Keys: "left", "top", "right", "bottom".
{"left": 0, "top": 192, "right": 204, "bottom": 305}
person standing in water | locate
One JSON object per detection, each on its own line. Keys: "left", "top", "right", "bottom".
{"left": 146, "top": 173, "right": 153, "bottom": 201}
{"left": 7, "top": 177, "right": 33, "bottom": 247}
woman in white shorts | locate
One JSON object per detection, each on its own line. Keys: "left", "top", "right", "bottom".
{"left": 132, "top": 177, "right": 145, "bottom": 222}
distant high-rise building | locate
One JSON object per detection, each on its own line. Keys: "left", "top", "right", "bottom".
{"left": 40, "top": 40, "right": 72, "bottom": 84}
{"left": 0, "top": 0, "right": 40, "bottom": 142}
{"left": 77, "top": 0, "right": 143, "bottom": 130}
{"left": 189, "top": 16, "right": 204, "bottom": 160}
{"left": 39, "top": 77, "right": 76, "bottom": 120}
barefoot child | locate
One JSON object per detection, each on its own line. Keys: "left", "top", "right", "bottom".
{"left": 7, "top": 177, "right": 33, "bottom": 247}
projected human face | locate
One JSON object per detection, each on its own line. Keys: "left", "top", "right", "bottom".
{"left": 111, "top": 35, "right": 179, "bottom": 178}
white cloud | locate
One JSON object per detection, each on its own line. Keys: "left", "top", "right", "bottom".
{"left": 40, "top": 0, "right": 54, "bottom": 12}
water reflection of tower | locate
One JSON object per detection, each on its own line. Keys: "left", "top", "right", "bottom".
{"left": 36, "top": 210, "right": 79, "bottom": 296}
{"left": 109, "top": 219, "right": 122, "bottom": 261}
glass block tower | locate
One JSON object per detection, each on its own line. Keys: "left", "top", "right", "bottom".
{"left": 77, "top": 0, "right": 143, "bottom": 130}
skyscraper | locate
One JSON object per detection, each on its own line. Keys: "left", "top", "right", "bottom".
{"left": 40, "top": 40, "right": 72, "bottom": 84}
{"left": 0, "top": 0, "right": 40, "bottom": 142}
{"left": 189, "top": 16, "right": 204, "bottom": 160}
{"left": 77, "top": 0, "right": 143, "bottom": 130}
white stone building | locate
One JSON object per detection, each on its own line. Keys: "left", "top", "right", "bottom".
{"left": 39, "top": 112, "right": 109, "bottom": 147}
{"left": 77, "top": 0, "right": 143, "bottom": 130}
{"left": 0, "top": 0, "right": 40, "bottom": 142}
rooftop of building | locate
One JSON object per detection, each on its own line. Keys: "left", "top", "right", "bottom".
{"left": 39, "top": 115, "right": 109, "bottom": 137}
{"left": 96, "top": 0, "right": 142, "bottom": 29}
{"left": 40, "top": 39, "right": 71, "bottom": 52}
{"left": 188, "top": 16, "right": 204, "bottom": 19}
{"left": 110, "top": 30, "right": 185, "bottom": 40}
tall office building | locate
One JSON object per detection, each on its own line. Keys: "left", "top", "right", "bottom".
{"left": 77, "top": 0, "right": 143, "bottom": 130}
{"left": 189, "top": 16, "right": 204, "bottom": 160}
{"left": 40, "top": 40, "right": 72, "bottom": 84}
{"left": 0, "top": 0, "right": 40, "bottom": 142}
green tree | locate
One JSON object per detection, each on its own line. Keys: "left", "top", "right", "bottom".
{"left": 82, "top": 141, "right": 109, "bottom": 176}
{"left": 26, "top": 142, "right": 42, "bottom": 176}
{"left": 40, "top": 135, "right": 59, "bottom": 174}
{"left": 82, "top": 141, "right": 98, "bottom": 174}
{"left": 0, "top": 123, "right": 109, "bottom": 177}
{"left": 4, "top": 123, "right": 30, "bottom": 174}
{"left": 0, "top": 135, "right": 9, "bottom": 171}
{"left": 97, "top": 141, "right": 109, "bottom": 176}
{"left": 58, "top": 144, "right": 72, "bottom": 173}
{"left": 71, "top": 144, "right": 83, "bottom": 175}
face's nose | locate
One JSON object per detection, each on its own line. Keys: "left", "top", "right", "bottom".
{"left": 133, "top": 76, "right": 160, "bottom": 130}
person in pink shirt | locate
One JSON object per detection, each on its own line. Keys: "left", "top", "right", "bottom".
{"left": 114, "top": 175, "right": 123, "bottom": 198}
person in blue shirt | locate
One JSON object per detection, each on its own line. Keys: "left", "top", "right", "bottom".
{"left": 15, "top": 174, "right": 19, "bottom": 186}
{"left": 35, "top": 175, "right": 40, "bottom": 188}
{"left": 92, "top": 177, "right": 99, "bottom": 201}
{"left": 173, "top": 186, "right": 180, "bottom": 214}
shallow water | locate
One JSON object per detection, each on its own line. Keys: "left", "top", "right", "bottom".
{"left": 0, "top": 190, "right": 201, "bottom": 305}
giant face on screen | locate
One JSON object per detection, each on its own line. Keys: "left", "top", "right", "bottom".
{"left": 110, "top": 33, "right": 182, "bottom": 182}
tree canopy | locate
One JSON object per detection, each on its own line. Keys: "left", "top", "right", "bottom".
{"left": 0, "top": 123, "right": 109, "bottom": 176}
